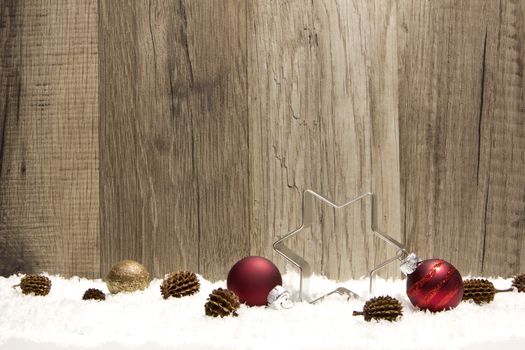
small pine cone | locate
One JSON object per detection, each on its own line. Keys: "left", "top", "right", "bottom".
{"left": 463, "top": 279, "right": 512, "bottom": 305}
{"left": 512, "top": 274, "right": 525, "bottom": 293}
{"left": 18, "top": 275, "right": 52, "bottom": 296}
{"left": 353, "top": 296, "right": 403, "bottom": 322}
{"left": 204, "top": 288, "right": 240, "bottom": 318}
{"left": 82, "top": 288, "right": 106, "bottom": 301}
{"left": 160, "top": 271, "right": 200, "bottom": 299}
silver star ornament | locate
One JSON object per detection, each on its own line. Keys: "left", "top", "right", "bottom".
{"left": 273, "top": 189, "right": 409, "bottom": 302}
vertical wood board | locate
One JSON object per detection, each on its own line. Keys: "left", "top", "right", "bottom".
{"left": 398, "top": 0, "right": 525, "bottom": 276}
{"left": 0, "top": 0, "right": 99, "bottom": 277}
{"left": 99, "top": 0, "right": 250, "bottom": 279}
{"left": 248, "top": 0, "right": 401, "bottom": 280}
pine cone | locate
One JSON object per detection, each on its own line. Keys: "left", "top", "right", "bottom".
{"left": 160, "top": 271, "right": 200, "bottom": 299}
{"left": 463, "top": 279, "right": 512, "bottom": 305}
{"left": 204, "top": 288, "right": 240, "bottom": 318}
{"left": 18, "top": 274, "right": 52, "bottom": 296}
{"left": 512, "top": 274, "right": 525, "bottom": 293}
{"left": 82, "top": 288, "right": 106, "bottom": 301}
{"left": 353, "top": 296, "right": 403, "bottom": 322}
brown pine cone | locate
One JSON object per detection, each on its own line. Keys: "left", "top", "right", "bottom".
{"left": 463, "top": 279, "right": 512, "bottom": 305}
{"left": 512, "top": 274, "right": 525, "bottom": 293}
{"left": 17, "top": 274, "right": 52, "bottom": 296}
{"left": 160, "top": 271, "right": 200, "bottom": 299}
{"left": 82, "top": 288, "right": 106, "bottom": 301}
{"left": 205, "top": 288, "right": 240, "bottom": 318}
{"left": 353, "top": 296, "right": 403, "bottom": 322}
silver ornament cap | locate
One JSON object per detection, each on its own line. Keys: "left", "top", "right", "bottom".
{"left": 267, "top": 285, "right": 294, "bottom": 309}
{"left": 400, "top": 253, "right": 421, "bottom": 275}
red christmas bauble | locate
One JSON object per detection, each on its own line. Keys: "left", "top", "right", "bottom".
{"left": 227, "top": 256, "right": 282, "bottom": 307}
{"left": 406, "top": 259, "right": 463, "bottom": 312}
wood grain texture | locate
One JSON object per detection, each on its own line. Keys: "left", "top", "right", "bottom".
{"left": 1, "top": 0, "right": 523, "bottom": 280}
{"left": 248, "top": 0, "right": 401, "bottom": 280}
{"left": 398, "top": 0, "right": 525, "bottom": 277}
{"left": 479, "top": 0, "right": 525, "bottom": 276}
{"left": 0, "top": 0, "right": 99, "bottom": 277}
{"left": 99, "top": 0, "right": 250, "bottom": 279}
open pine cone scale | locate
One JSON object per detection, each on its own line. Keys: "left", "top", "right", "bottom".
{"left": 16, "top": 274, "right": 52, "bottom": 296}
{"left": 83, "top": 288, "right": 106, "bottom": 301}
{"left": 353, "top": 296, "right": 403, "bottom": 322}
{"left": 160, "top": 271, "right": 200, "bottom": 299}
{"left": 463, "top": 279, "right": 513, "bottom": 305}
{"left": 204, "top": 288, "right": 240, "bottom": 318}
{"left": 512, "top": 274, "right": 525, "bottom": 293}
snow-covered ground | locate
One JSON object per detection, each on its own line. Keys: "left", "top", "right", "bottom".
{"left": 1, "top": 272, "right": 523, "bottom": 350}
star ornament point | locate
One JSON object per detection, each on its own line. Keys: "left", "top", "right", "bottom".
{"left": 273, "top": 189, "right": 407, "bottom": 302}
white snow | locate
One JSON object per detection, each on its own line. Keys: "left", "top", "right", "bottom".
{"left": 1, "top": 272, "right": 524, "bottom": 350}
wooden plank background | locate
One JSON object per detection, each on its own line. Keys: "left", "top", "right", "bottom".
{"left": 1, "top": 0, "right": 523, "bottom": 281}
{"left": 248, "top": 0, "right": 401, "bottom": 280}
{"left": 99, "top": 0, "right": 250, "bottom": 278}
{"left": 399, "top": 0, "right": 525, "bottom": 277}
{"left": 0, "top": 0, "right": 99, "bottom": 278}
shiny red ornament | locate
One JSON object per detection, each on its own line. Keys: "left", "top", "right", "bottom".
{"left": 406, "top": 259, "right": 463, "bottom": 312}
{"left": 227, "top": 256, "right": 282, "bottom": 307}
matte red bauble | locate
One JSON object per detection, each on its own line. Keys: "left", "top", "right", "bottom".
{"left": 227, "top": 256, "right": 282, "bottom": 307}
{"left": 406, "top": 259, "right": 463, "bottom": 312}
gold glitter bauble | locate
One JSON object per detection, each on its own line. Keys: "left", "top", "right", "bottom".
{"left": 105, "top": 260, "right": 150, "bottom": 294}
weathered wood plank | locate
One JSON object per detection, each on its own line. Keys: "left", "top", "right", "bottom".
{"left": 99, "top": 0, "right": 250, "bottom": 279}
{"left": 480, "top": 0, "right": 525, "bottom": 276}
{"left": 248, "top": 0, "right": 401, "bottom": 280}
{"left": 398, "top": 0, "right": 490, "bottom": 274}
{"left": 187, "top": 0, "right": 250, "bottom": 279}
{"left": 0, "top": 0, "right": 99, "bottom": 277}
{"left": 398, "top": 0, "right": 525, "bottom": 277}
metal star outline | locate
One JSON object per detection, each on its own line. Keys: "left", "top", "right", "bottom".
{"left": 273, "top": 190, "right": 408, "bottom": 302}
